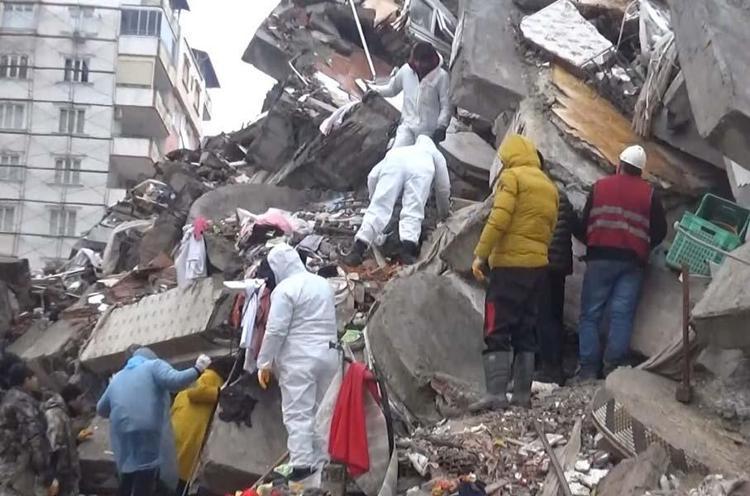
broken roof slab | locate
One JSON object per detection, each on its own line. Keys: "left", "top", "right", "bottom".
{"left": 550, "top": 66, "right": 723, "bottom": 198}
{"left": 80, "top": 277, "right": 226, "bottom": 373}
{"left": 520, "top": 0, "right": 613, "bottom": 71}
{"left": 438, "top": 131, "right": 495, "bottom": 185}
{"left": 669, "top": 0, "right": 750, "bottom": 170}
{"left": 450, "top": 0, "right": 526, "bottom": 122}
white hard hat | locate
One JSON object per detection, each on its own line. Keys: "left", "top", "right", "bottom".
{"left": 619, "top": 145, "right": 647, "bottom": 170}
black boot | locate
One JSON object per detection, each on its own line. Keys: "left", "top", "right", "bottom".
{"left": 399, "top": 240, "right": 419, "bottom": 265}
{"left": 511, "top": 352, "right": 535, "bottom": 408}
{"left": 343, "top": 240, "right": 367, "bottom": 266}
{"left": 288, "top": 466, "right": 314, "bottom": 482}
{"left": 469, "top": 351, "right": 512, "bottom": 412}
{"left": 535, "top": 361, "right": 564, "bottom": 386}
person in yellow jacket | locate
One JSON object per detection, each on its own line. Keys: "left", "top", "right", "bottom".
{"left": 470, "top": 134, "right": 559, "bottom": 411}
{"left": 171, "top": 359, "right": 231, "bottom": 495}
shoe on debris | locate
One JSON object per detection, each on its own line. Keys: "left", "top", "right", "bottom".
{"left": 343, "top": 240, "right": 368, "bottom": 266}
{"left": 469, "top": 351, "right": 512, "bottom": 412}
{"left": 535, "top": 361, "right": 565, "bottom": 386}
{"left": 288, "top": 466, "right": 315, "bottom": 482}
{"left": 399, "top": 241, "right": 419, "bottom": 265}
{"left": 510, "top": 352, "right": 535, "bottom": 408}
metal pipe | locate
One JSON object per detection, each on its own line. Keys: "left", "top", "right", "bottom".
{"left": 348, "top": 0, "right": 377, "bottom": 79}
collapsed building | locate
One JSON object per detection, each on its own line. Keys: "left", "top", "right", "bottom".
{"left": 4, "top": 0, "right": 750, "bottom": 495}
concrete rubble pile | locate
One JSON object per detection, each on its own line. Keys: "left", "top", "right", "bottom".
{"left": 4, "top": 0, "right": 750, "bottom": 495}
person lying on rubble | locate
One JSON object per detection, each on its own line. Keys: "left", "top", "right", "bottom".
{"left": 171, "top": 358, "right": 233, "bottom": 496}
{"left": 368, "top": 41, "right": 451, "bottom": 147}
{"left": 0, "top": 363, "right": 58, "bottom": 496}
{"left": 344, "top": 134, "right": 451, "bottom": 266}
{"left": 43, "top": 384, "right": 89, "bottom": 496}
{"left": 96, "top": 347, "right": 212, "bottom": 496}
{"left": 573, "top": 145, "right": 667, "bottom": 382}
{"left": 470, "top": 134, "right": 559, "bottom": 411}
{"left": 535, "top": 151, "right": 579, "bottom": 387}
{"left": 256, "top": 243, "right": 339, "bottom": 482}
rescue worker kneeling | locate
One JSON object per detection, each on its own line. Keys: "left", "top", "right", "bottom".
{"left": 345, "top": 134, "right": 451, "bottom": 266}
{"left": 256, "top": 244, "right": 339, "bottom": 482}
{"left": 471, "top": 135, "right": 559, "bottom": 410}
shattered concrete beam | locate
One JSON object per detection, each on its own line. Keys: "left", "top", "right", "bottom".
{"left": 669, "top": 0, "right": 750, "bottom": 169}
{"left": 450, "top": 0, "right": 526, "bottom": 122}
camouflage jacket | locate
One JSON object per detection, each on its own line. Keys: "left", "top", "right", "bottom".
{"left": 43, "top": 395, "right": 80, "bottom": 496}
{"left": 0, "top": 388, "right": 53, "bottom": 496}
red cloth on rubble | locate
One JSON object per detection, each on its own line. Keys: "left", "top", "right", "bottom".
{"left": 329, "top": 362, "right": 381, "bottom": 477}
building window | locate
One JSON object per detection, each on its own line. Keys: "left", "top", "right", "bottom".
{"left": 0, "top": 205, "right": 16, "bottom": 232}
{"left": 2, "top": 3, "right": 34, "bottom": 29}
{"left": 0, "top": 153, "right": 21, "bottom": 181}
{"left": 69, "top": 6, "right": 94, "bottom": 18}
{"left": 0, "top": 102, "right": 25, "bottom": 130}
{"left": 54, "top": 157, "right": 81, "bottom": 185}
{"left": 58, "top": 108, "right": 85, "bottom": 134}
{"left": 193, "top": 83, "right": 201, "bottom": 112}
{"left": 121, "top": 9, "right": 161, "bottom": 37}
{"left": 0, "top": 55, "right": 29, "bottom": 79}
{"left": 64, "top": 58, "right": 89, "bottom": 83}
{"left": 181, "top": 54, "right": 190, "bottom": 89}
{"left": 49, "top": 209, "right": 77, "bottom": 237}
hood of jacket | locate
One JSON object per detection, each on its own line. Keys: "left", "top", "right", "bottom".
{"left": 498, "top": 134, "right": 541, "bottom": 171}
{"left": 267, "top": 243, "right": 306, "bottom": 283}
{"left": 415, "top": 134, "right": 437, "bottom": 151}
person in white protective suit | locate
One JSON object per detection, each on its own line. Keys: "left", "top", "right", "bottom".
{"left": 256, "top": 244, "right": 339, "bottom": 481}
{"left": 344, "top": 134, "right": 451, "bottom": 266}
{"left": 370, "top": 41, "right": 451, "bottom": 148}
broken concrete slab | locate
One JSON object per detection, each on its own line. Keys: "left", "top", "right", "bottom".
{"left": 198, "top": 382, "right": 287, "bottom": 494}
{"left": 692, "top": 243, "right": 750, "bottom": 350}
{"left": 596, "top": 368, "right": 750, "bottom": 475}
{"left": 438, "top": 132, "right": 495, "bottom": 187}
{"left": 596, "top": 444, "right": 669, "bottom": 496}
{"left": 80, "top": 277, "right": 228, "bottom": 373}
{"left": 188, "top": 184, "right": 314, "bottom": 222}
{"left": 550, "top": 66, "right": 724, "bottom": 198}
{"left": 78, "top": 416, "right": 118, "bottom": 495}
{"left": 727, "top": 158, "right": 750, "bottom": 209}
{"left": 367, "top": 272, "right": 484, "bottom": 421}
{"left": 670, "top": 0, "right": 750, "bottom": 170}
{"left": 520, "top": 0, "right": 613, "bottom": 71}
{"left": 450, "top": 0, "right": 526, "bottom": 122}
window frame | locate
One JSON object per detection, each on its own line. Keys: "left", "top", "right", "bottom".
{"left": 63, "top": 57, "right": 89, "bottom": 83}
{"left": 0, "top": 152, "right": 22, "bottom": 181}
{"left": 0, "top": 204, "right": 16, "bottom": 232}
{"left": 0, "top": 102, "right": 26, "bottom": 130}
{"left": 0, "top": 54, "right": 29, "bottom": 79}
{"left": 120, "top": 8, "right": 162, "bottom": 37}
{"left": 53, "top": 156, "right": 82, "bottom": 185}
{"left": 49, "top": 208, "right": 77, "bottom": 237}
{"left": 58, "top": 107, "right": 86, "bottom": 134}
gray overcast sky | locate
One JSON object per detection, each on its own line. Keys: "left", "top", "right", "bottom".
{"left": 181, "top": 0, "right": 280, "bottom": 136}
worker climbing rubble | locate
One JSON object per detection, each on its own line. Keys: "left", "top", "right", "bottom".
{"left": 96, "top": 347, "right": 212, "bottom": 496}
{"left": 574, "top": 145, "right": 667, "bottom": 381}
{"left": 369, "top": 41, "right": 451, "bottom": 148}
{"left": 470, "top": 134, "right": 559, "bottom": 411}
{"left": 345, "top": 134, "right": 451, "bottom": 266}
{"left": 256, "top": 243, "right": 339, "bottom": 482}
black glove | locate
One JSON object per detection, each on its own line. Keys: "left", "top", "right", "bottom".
{"left": 432, "top": 127, "right": 447, "bottom": 144}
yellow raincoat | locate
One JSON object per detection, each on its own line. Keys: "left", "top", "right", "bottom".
{"left": 475, "top": 134, "right": 559, "bottom": 268}
{"left": 170, "top": 369, "right": 222, "bottom": 482}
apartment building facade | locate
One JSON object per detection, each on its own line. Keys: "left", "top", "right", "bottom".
{"left": 0, "top": 0, "right": 217, "bottom": 269}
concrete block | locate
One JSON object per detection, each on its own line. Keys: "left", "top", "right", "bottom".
{"left": 670, "top": 0, "right": 750, "bottom": 169}
{"left": 188, "top": 184, "right": 314, "bottom": 222}
{"left": 9, "top": 319, "right": 81, "bottom": 390}
{"left": 596, "top": 444, "right": 669, "bottom": 496}
{"left": 367, "top": 272, "right": 484, "bottom": 422}
{"left": 78, "top": 416, "right": 118, "bottom": 495}
{"left": 0, "top": 256, "right": 32, "bottom": 310}
{"left": 450, "top": 0, "right": 526, "bottom": 121}
{"left": 80, "top": 277, "right": 226, "bottom": 373}
{"left": 198, "top": 382, "right": 287, "bottom": 494}
{"left": 692, "top": 243, "right": 750, "bottom": 350}
{"left": 438, "top": 132, "right": 495, "bottom": 186}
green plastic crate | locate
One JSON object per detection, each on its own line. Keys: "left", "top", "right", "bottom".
{"left": 666, "top": 212, "right": 743, "bottom": 275}
{"left": 695, "top": 193, "right": 750, "bottom": 240}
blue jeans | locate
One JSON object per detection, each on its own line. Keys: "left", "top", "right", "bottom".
{"left": 577, "top": 259, "right": 644, "bottom": 376}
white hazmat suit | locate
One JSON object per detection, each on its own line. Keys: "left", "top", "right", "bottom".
{"left": 257, "top": 244, "right": 339, "bottom": 468}
{"left": 372, "top": 57, "right": 451, "bottom": 148}
{"left": 356, "top": 135, "right": 452, "bottom": 246}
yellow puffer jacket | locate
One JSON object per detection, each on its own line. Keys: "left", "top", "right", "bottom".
{"left": 475, "top": 134, "right": 559, "bottom": 268}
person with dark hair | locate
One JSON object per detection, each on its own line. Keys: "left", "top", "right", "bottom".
{"left": 97, "top": 347, "right": 213, "bottom": 496}
{"left": 43, "top": 384, "right": 86, "bottom": 496}
{"left": 370, "top": 41, "right": 451, "bottom": 147}
{"left": 575, "top": 145, "right": 667, "bottom": 380}
{"left": 535, "top": 151, "right": 578, "bottom": 386}
{"left": 171, "top": 358, "right": 232, "bottom": 495}
{"left": 0, "top": 363, "right": 58, "bottom": 496}
{"left": 0, "top": 349, "right": 23, "bottom": 390}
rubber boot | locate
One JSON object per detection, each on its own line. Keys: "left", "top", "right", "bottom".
{"left": 343, "top": 240, "right": 367, "bottom": 266}
{"left": 400, "top": 241, "right": 419, "bottom": 265}
{"left": 469, "top": 351, "right": 512, "bottom": 412}
{"left": 511, "top": 352, "right": 535, "bottom": 408}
